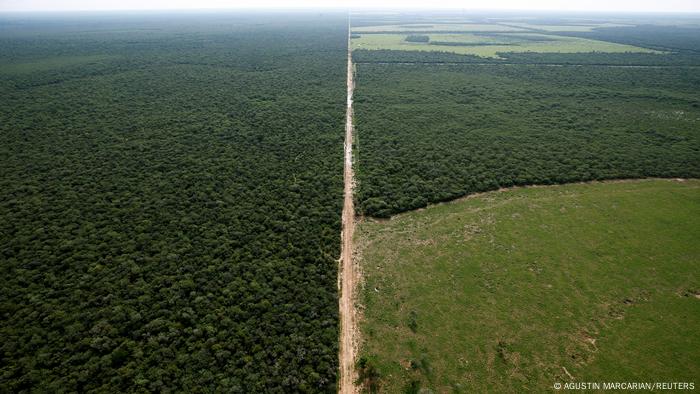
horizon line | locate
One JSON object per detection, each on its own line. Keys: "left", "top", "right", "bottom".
{"left": 2, "top": 7, "right": 700, "bottom": 14}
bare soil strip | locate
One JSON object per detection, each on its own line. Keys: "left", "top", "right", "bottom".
{"left": 339, "top": 18, "right": 358, "bottom": 394}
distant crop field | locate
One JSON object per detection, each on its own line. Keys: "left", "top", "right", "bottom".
{"left": 503, "top": 22, "right": 634, "bottom": 32}
{"left": 351, "top": 32, "right": 658, "bottom": 58}
{"left": 356, "top": 180, "right": 700, "bottom": 393}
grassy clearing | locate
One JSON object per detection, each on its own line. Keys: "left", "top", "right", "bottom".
{"left": 503, "top": 22, "right": 634, "bottom": 32}
{"left": 356, "top": 179, "right": 700, "bottom": 392}
{"left": 350, "top": 32, "right": 657, "bottom": 58}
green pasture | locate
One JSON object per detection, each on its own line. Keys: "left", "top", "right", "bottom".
{"left": 356, "top": 180, "right": 700, "bottom": 392}
{"left": 503, "top": 22, "right": 633, "bottom": 32}
{"left": 350, "top": 32, "right": 657, "bottom": 58}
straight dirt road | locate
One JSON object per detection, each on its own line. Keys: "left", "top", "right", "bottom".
{"left": 339, "top": 18, "right": 357, "bottom": 394}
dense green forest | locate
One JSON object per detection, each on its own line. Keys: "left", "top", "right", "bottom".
{"left": 561, "top": 24, "right": 700, "bottom": 53}
{"left": 0, "top": 13, "right": 346, "bottom": 392}
{"left": 353, "top": 48, "right": 700, "bottom": 65}
{"left": 353, "top": 61, "right": 700, "bottom": 217}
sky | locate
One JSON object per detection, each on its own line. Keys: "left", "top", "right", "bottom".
{"left": 1, "top": 0, "right": 699, "bottom": 13}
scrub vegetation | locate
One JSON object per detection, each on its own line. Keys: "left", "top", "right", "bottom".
{"left": 0, "top": 12, "right": 346, "bottom": 392}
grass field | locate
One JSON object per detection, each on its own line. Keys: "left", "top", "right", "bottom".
{"left": 350, "top": 32, "right": 657, "bottom": 57}
{"left": 503, "top": 22, "right": 633, "bottom": 32}
{"left": 356, "top": 179, "right": 700, "bottom": 392}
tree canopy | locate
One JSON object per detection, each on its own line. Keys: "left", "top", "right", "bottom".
{"left": 0, "top": 12, "right": 347, "bottom": 392}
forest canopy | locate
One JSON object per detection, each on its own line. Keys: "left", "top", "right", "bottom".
{"left": 0, "top": 12, "right": 346, "bottom": 392}
{"left": 353, "top": 60, "right": 700, "bottom": 216}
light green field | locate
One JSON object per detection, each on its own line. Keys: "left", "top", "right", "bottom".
{"left": 356, "top": 180, "right": 700, "bottom": 392}
{"left": 352, "top": 23, "right": 525, "bottom": 33}
{"left": 350, "top": 32, "right": 657, "bottom": 58}
{"left": 423, "top": 33, "right": 523, "bottom": 44}
{"left": 503, "top": 22, "right": 633, "bottom": 32}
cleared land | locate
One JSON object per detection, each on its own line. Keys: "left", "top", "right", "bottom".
{"left": 351, "top": 32, "right": 657, "bottom": 58}
{"left": 356, "top": 179, "right": 700, "bottom": 392}
{"left": 502, "top": 22, "right": 633, "bottom": 32}
{"left": 339, "top": 26, "right": 358, "bottom": 394}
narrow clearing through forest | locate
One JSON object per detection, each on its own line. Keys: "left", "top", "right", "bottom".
{"left": 339, "top": 17, "right": 357, "bottom": 394}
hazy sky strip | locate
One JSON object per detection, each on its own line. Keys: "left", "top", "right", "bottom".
{"left": 1, "top": 0, "right": 699, "bottom": 12}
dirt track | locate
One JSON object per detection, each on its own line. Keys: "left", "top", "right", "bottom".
{"left": 339, "top": 19, "right": 357, "bottom": 394}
